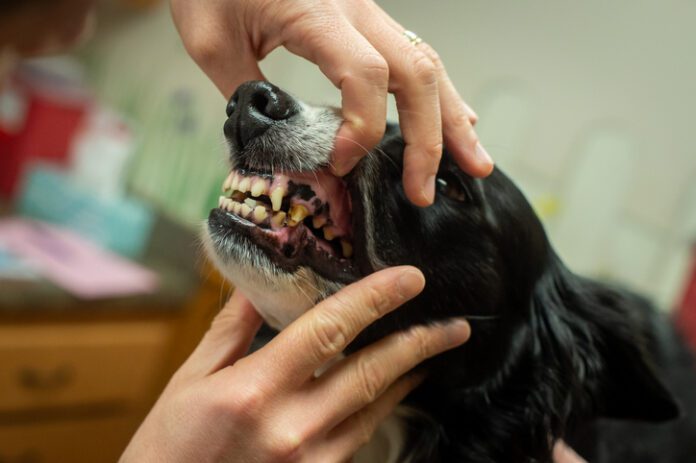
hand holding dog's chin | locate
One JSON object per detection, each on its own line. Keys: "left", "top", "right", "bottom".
{"left": 169, "top": 0, "right": 494, "bottom": 207}
{"left": 120, "top": 266, "right": 471, "bottom": 462}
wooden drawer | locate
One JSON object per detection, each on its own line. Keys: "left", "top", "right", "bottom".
{"left": 0, "top": 415, "right": 140, "bottom": 463}
{"left": 0, "top": 321, "right": 171, "bottom": 413}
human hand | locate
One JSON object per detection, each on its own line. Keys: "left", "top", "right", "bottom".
{"left": 553, "top": 440, "right": 588, "bottom": 463}
{"left": 170, "top": 0, "right": 494, "bottom": 207}
{"left": 120, "top": 266, "right": 470, "bottom": 462}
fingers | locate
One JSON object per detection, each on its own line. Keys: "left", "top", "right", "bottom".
{"left": 282, "top": 13, "right": 388, "bottom": 175}
{"left": 313, "top": 319, "right": 471, "bottom": 429}
{"left": 553, "top": 441, "right": 588, "bottom": 463}
{"left": 180, "top": 290, "right": 263, "bottom": 379}
{"left": 262, "top": 266, "right": 426, "bottom": 385}
{"left": 319, "top": 373, "right": 423, "bottom": 461}
{"left": 169, "top": 0, "right": 265, "bottom": 98}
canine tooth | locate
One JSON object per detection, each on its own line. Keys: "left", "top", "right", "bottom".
{"left": 289, "top": 204, "right": 309, "bottom": 223}
{"left": 222, "top": 174, "right": 233, "bottom": 192}
{"left": 240, "top": 204, "right": 252, "bottom": 217}
{"left": 238, "top": 176, "right": 251, "bottom": 193}
{"left": 218, "top": 195, "right": 226, "bottom": 208}
{"left": 270, "top": 187, "right": 285, "bottom": 211}
{"left": 341, "top": 240, "right": 353, "bottom": 258}
{"left": 253, "top": 206, "right": 268, "bottom": 222}
{"left": 244, "top": 198, "right": 257, "bottom": 209}
{"left": 251, "top": 179, "right": 266, "bottom": 197}
{"left": 230, "top": 173, "right": 240, "bottom": 191}
{"left": 323, "top": 227, "right": 336, "bottom": 241}
{"left": 271, "top": 211, "right": 286, "bottom": 228}
{"left": 312, "top": 215, "right": 327, "bottom": 229}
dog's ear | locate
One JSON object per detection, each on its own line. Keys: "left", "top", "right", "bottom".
{"left": 532, "top": 259, "right": 680, "bottom": 424}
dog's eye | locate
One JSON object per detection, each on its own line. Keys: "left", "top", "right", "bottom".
{"left": 436, "top": 176, "right": 468, "bottom": 202}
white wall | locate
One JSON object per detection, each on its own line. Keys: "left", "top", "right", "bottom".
{"left": 84, "top": 1, "right": 696, "bottom": 309}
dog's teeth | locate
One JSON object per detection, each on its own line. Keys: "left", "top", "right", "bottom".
{"left": 253, "top": 206, "right": 268, "bottom": 222}
{"left": 341, "top": 240, "right": 353, "bottom": 258}
{"left": 238, "top": 177, "right": 251, "bottom": 193}
{"left": 244, "top": 198, "right": 257, "bottom": 209}
{"left": 222, "top": 174, "right": 233, "bottom": 192}
{"left": 218, "top": 195, "right": 226, "bottom": 208}
{"left": 251, "top": 179, "right": 266, "bottom": 197}
{"left": 225, "top": 199, "right": 234, "bottom": 212}
{"left": 270, "top": 187, "right": 285, "bottom": 211}
{"left": 231, "top": 201, "right": 242, "bottom": 215}
{"left": 240, "top": 203, "right": 252, "bottom": 217}
{"left": 271, "top": 211, "right": 286, "bottom": 228}
{"left": 323, "top": 227, "right": 337, "bottom": 241}
{"left": 230, "top": 173, "right": 240, "bottom": 191}
{"left": 289, "top": 204, "right": 309, "bottom": 223}
{"left": 312, "top": 215, "right": 327, "bottom": 229}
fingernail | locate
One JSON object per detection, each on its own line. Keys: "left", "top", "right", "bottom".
{"left": 475, "top": 142, "right": 493, "bottom": 165}
{"left": 396, "top": 270, "right": 425, "bottom": 300}
{"left": 443, "top": 318, "right": 471, "bottom": 347}
{"left": 421, "top": 175, "right": 436, "bottom": 205}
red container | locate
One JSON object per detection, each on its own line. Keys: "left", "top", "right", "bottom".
{"left": 676, "top": 244, "right": 696, "bottom": 352}
{"left": 0, "top": 64, "right": 90, "bottom": 198}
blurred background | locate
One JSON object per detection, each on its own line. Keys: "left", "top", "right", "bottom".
{"left": 0, "top": 0, "right": 695, "bottom": 461}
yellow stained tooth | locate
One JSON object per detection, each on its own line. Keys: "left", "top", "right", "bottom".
{"left": 244, "top": 198, "right": 257, "bottom": 209}
{"left": 224, "top": 199, "right": 234, "bottom": 211}
{"left": 232, "top": 201, "right": 242, "bottom": 214}
{"left": 323, "top": 227, "right": 336, "bottom": 241}
{"left": 230, "top": 173, "right": 240, "bottom": 191}
{"left": 341, "top": 240, "right": 353, "bottom": 258}
{"left": 222, "top": 174, "right": 233, "bottom": 192}
{"left": 270, "top": 187, "right": 285, "bottom": 211}
{"left": 251, "top": 179, "right": 266, "bottom": 197}
{"left": 289, "top": 204, "right": 309, "bottom": 223}
{"left": 218, "top": 195, "right": 226, "bottom": 208}
{"left": 253, "top": 206, "right": 268, "bottom": 222}
{"left": 312, "top": 215, "right": 327, "bottom": 229}
{"left": 238, "top": 177, "right": 251, "bottom": 192}
{"left": 240, "top": 204, "right": 252, "bottom": 217}
{"left": 271, "top": 211, "right": 286, "bottom": 228}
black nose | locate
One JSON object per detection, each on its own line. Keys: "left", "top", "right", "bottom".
{"left": 225, "top": 81, "right": 299, "bottom": 149}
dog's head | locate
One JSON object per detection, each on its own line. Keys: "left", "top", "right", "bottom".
{"left": 204, "top": 81, "right": 679, "bottom": 439}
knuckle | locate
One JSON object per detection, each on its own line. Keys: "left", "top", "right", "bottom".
{"left": 404, "top": 325, "right": 436, "bottom": 360}
{"left": 359, "top": 284, "right": 390, "bottom": 318}
{"left": 356, "top": 355, "right": 386, "bottom": 403}
{"left": 268, "top": 433, "right": 303, "bottom": 462}
{"left": 359, "top": 54, "right": 390, "bottom": 85}
{"left": 449, "top": 106, "right": 474, "bottom": 131}
{"left": 412, "top": 53, "right": 438, "bottom": 86}
{"left": 420, "top": 44, "right": 444, "bottom": 70}
{"left": 184, "top": 34, "right": 220, "bottom": 67}
{"left": 423, "top": 143, "right": 444, "bottom": 162}
{"left": 227, "top": 381, "right": 266, "bottom": 417}
{"left": 309, "top": 312, "right": 349, "bottom": 360}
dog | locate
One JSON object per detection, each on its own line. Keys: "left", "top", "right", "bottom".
{"left": 204, "top": 81, "right": 696, "bottom": 462}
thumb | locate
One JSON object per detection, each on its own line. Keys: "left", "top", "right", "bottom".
{"left": 182, "top": 289, "right": 263, "bottom": 379}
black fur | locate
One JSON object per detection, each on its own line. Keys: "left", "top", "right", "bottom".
{"left": 342, "top": 123, "right": 696, "bottom": 462}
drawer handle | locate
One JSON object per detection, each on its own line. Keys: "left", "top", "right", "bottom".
{"left": 18, "top": 364, "right": 75, "bottom": 391}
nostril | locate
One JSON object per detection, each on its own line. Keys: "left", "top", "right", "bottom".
{"left": 251, "top": 87, "right": 296, "bottom": 121}
{"left": 226, "top": 94, "right": 239, "bottom": 117}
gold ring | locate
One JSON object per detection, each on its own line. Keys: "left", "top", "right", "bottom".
{"left": 403, "top": 30, "right": 423, "bottom": 46}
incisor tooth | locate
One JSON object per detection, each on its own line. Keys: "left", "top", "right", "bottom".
{"left": 238, "top": 177, "right": 251, "bottom": 193}
{"left": 222, "top": 174, "right": 232, "bottom": 192}
{"left": 323, "top": 227, "right": 336, "bottom": 241}
{"left": 271, "top": 211, "right": 286, "bottom": 228}
{"left": 240, "top": 204, "right": 252, "bottom": 217}
{"left": 251, "top": 179, "right": 266, "bottom": 197}
{"left": 253, "top": 206, "right": 268, "bottom": 222}
{"left": 312, "top": 215, "right": 327, "bottom": 229}
{"left": 230, "top": 173, "right": 240, "bottom": 191}
{"left": 224, "top": 199, "right": 234, "bottom": 211}
{"left": 232, "top": 201, "right": 242, "bottom": 214}
{"left": 244, "top": 198, "right": 257, "bottom": 209}
{"left": 289, "top": 204, "right": 309, "bottom": 222}
{"left": 270, "top": 187, "right": 285, "bottom": 211}
{"left": 218, "top": 195, "right": 226, "bottom": 208}
{"left": 341, "top": 240, "right": 353, "bottom": 258}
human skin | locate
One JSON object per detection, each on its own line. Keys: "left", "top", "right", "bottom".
{"left": 169, "top": 0, "right": 495, "bottom": 207}
{"left": 120, "top": 267, "right": 472, "bottom": 462}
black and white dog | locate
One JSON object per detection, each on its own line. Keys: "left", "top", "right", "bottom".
{"left": 204, "top": 81, "right": 696, "bottom": 462}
